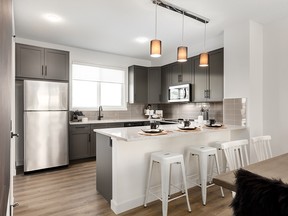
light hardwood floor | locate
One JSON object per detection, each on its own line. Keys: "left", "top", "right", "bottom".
{"left": 14, "top": 160, "right": 233, "bottom": 216}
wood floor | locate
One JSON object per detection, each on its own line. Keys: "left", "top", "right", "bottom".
{"left": 14, "top": 160, "right": 233, "bottom": 216}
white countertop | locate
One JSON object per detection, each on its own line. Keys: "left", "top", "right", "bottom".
{"left": 69, "top": 118, "right": 152, "bottom": 125}
{"left": 94, "top": 124, "right": 246, "bottom": 142}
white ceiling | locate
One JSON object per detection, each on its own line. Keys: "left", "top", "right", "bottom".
{"left": 14, "top": 0, "right": 288, "bottom": 61}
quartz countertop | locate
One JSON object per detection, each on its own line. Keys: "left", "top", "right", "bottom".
{"left": 93, "top": 124, "right": 246, "bottom": 142}
{"left": 69, "top": 118, "right": 153, "bottom": 125}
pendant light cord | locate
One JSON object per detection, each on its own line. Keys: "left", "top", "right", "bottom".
{"left": 155, "top": 2, "right": 158, "bottom": 39}
{"left": 182, "top": 11, "right": 184, "bottom": 44}
{"left": 204, "top": 21, "right": 207, "bottom": 51}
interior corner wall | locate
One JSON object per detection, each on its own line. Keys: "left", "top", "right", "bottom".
{"left": 223, "top": 21, "right": 250, "bottom": 99}
{"left": 224, "top": 20, "right": 264, "bottom": 163}
{"left": 249, "top": 21, "right": 263, "bottom": 138}
{"left": 263, "top": 17, "right": 288, "bottom": 156}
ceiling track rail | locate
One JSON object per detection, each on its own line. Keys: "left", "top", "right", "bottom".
{"left": 152, "top": 0, "right": 210, "bottom": 24}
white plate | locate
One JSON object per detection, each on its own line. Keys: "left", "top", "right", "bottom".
{"left": 206, "top": 124, "right": 222, "bottom": 128}
{"left": 141, "top": 129, "right": 163, "bottom": 133}
{"left": 178, "top": 126, "right": 197, "bottom": 130}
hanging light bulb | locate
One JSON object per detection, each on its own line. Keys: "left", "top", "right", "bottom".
{"left": 199, "top": 21, "right": 208, "bottom": 67}
{"left": 177, "top": 11, "right": 188, "bottom": 62}
{"left": 150, "top": 1, "right": 162, "bottom": 58}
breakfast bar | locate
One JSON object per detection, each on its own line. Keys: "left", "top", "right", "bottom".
{"left": 94, "top": 124, "right": 248, "bottom": 214}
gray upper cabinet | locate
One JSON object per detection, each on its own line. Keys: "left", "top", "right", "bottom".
{"left": 129, "top": 65, "right": 162, "bottom": 104}
{"left": 128, "top": 65, "right": 148, "bottom": 103}
{"left": 44, "top": 48, "right": 69, "bottom": 81}
{"left": 170, "top": 60, "right": 192, "bottom": 85}
{"left": 16, "top": 43, "right": 69, "bottom": 81}
{"left": 208, "top": 49, "right": 224, "bottom": 101}
{"left": 193, "top": 48, "right": 223, "bottom": 102}
{"left": 148, "top": 67, "right": 161, "bottom": 103}
{"left": 170, "top": 63, "right": 182, "bottom": 85}
{"left": 160, "top": 65, "right": 171, "bottom": 103}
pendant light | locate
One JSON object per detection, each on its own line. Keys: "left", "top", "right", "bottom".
{"left": 150, "top": 1, "right": 162, "bottom": 58}
{"left": 199, "top": 21, "right": 208, "bottom": 67}
{"left": 177, "top": 11, "right": 188, "bottom": 62}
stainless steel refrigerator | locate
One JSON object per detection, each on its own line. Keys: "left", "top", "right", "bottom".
{"left": 24, "top": 80, "right": 68, "bottom": 172}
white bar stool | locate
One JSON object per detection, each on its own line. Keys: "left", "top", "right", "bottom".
{"left": 186, "top": 145, "right": 224, "bottom": 205}
{"left": 209, "top": 141, "right": 228, "bottom": 173}
{"left": 144, "top": 151, "right": 191, "bottom": 216}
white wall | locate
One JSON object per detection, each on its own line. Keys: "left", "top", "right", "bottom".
{"left": 224, "top": 21, "right": 250, "bottom": 99}
{"left": 263, "top": 17, "right": 288, "bottom": 156}
{"left": 224, "top": 20, "right": 264, "bottom": 162}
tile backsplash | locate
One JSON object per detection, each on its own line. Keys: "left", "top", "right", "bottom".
{"left": 223, "top": 98, "right": 247, "bottom": 126}
{"left": 74, "top": 103, "right": 152, "bottom": 121}
{"left": 73, "top": 102, "right": 223, "bottom": 122}
{"left": 157, "top": 102, "right": 223, "bottom": 122}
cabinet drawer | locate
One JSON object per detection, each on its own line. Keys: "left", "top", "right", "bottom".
{"left": 70, "top": 124, "right": 91, "bottom": 133}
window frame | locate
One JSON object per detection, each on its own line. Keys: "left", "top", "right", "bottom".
{"left": 70, "top": 62, "right": 128, "bottom": 111}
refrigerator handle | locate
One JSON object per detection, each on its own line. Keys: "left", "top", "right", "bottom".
{"left": 45, "top": 65, "right": 47, "bottom": 76}
{"left": 42, "top": 65, "right": 44, "bottom": 76}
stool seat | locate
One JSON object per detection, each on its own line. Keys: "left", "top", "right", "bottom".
{"left": 186, "top": 145, "right": 224, "bottom": 205}
{"left": 152, "top": 151, "right": 185, "bottom": 163}
{"left": 144, "top": 151, "right": 191, "bottom": 216}
{"left": 188, "top": 145, "right": 218, "bottom": 154}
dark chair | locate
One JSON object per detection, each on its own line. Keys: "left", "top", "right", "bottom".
{"left": 231, "top": 169, "right": 288, "bottom": 216}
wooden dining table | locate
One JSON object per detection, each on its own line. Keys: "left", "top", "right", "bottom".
{"left": 212, "top": 153, "right": 288, "bottom": 192}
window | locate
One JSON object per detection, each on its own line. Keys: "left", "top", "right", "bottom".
{"left": 71, "top": 63, "right": 126, "bottom": 110}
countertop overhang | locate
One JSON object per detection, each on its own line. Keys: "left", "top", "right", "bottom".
{"left": 94, "top": 125, "right": 246, "bottom": 142}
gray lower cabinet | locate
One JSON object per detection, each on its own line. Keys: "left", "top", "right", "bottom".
{"left": 96, "top": 133, "right": 112, "bottom": 203}
{"left": 69, "top": 122, "right": 125, "bottom": 161}
{"left": 91, "top": 123, "right": 123, "bottom": 158}
{"left": 16, "top": 43, "right": 69, "bottom": 81}
{"left": 69, "top": 125, "right": 91, "bottom": 160}
{"left": 193, "top": 48, "right": 223, "bottom": 102}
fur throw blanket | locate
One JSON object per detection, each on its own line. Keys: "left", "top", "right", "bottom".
{"left": 231, "top": 169, "right": 288, "bottom": 216}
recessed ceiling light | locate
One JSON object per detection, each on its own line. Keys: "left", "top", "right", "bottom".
{"left": 43, "top": 13, "right": 63, "bottom": 23}
{"left": 135, "top": 37, "right": 149, "bottom": 43}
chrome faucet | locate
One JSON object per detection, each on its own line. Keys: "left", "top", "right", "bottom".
{"left": 98, "top": 106, "right": 103, "bottom": 120}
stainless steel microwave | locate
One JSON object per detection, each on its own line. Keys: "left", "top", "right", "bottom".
{"left": 168, "top": 84, "right": 191, "bottom": 102}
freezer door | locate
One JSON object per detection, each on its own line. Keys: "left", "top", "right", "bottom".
{"left": 24, "top": 80, "right": 68, "bottom": 111}
{"left": 24, "top": 111, "right": 68, "bottom": 172}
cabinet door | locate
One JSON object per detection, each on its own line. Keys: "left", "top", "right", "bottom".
{"left": 161, "top": 65, "right": 171, "bottom": 103}
{"left": 128, "top": 66, "right": 148, "bottom": 103}
{"left": 170, "top": 62, "right": 182, "bottom": 85}
{"left": 45, "top": 49, "right": 69, "bottom": 81}
{"left": 181, "top": 58, "right": 192, "bottom": 84}
{"left": 91, "top": 123, "right": 124, "bottom": 158}
{"left": 193, "top": 57, "right": 208, "bottom": 102}
{"left": 148, "top": 67, "right": 161, "bottom": 103}
{"left": 69, "top": 133, "right": 90, "bottom": 160}
{"left": 16, "top": 44, "right": 45, "bottom": 79}
{"left": 208, "top": 49, "right": 223, "bottom": 101}
{"left": 69, "top": 125, "right": 91, "bottom": 160}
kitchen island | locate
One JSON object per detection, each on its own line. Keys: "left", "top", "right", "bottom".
{"left": 94, "top": 124, "right": 248, "bottom": 214}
